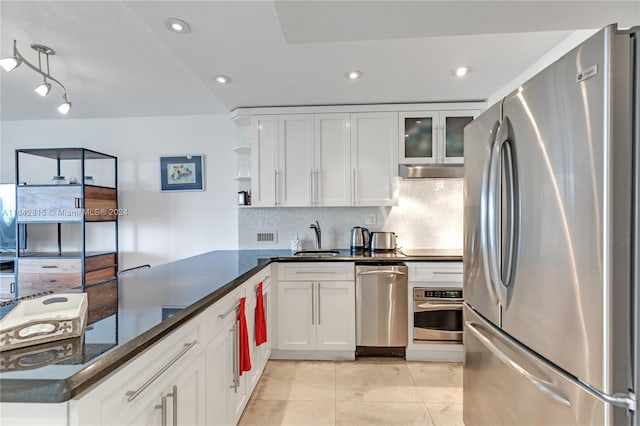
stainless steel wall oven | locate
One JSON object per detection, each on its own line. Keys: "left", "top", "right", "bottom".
{"left": 413, "top": 288, "right": 463, "bottom": 344}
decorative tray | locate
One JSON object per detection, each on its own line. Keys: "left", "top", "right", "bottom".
{"left": 0, "top": 293, "right": 88, "bottom": 352}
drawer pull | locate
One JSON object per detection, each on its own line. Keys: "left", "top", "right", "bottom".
{"left": 126, "top": 340, "right": 198, "bottom": 402}
{"left": 41, "top": 265, "right": 58, "bottom": 269}
{"left": 218, "top": 302, "right": 239, "bottom": 320}
{"left": 45, "top": 279, "right": 58, "bottom": 283}
{"left": 432, "top": 271, "right": 463, "bottom": 275}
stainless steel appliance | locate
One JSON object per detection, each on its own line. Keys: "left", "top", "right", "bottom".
{"left": 370, "top": 232, "right": 397, "bottom": 251}
{"left": 355, "top": 264, "right": 407, "bottom": 347}
{"left": 413, "top": 287, "right": 463, "bottom": 344}
{"left": 350, "top": 226, "right": 370, "bottom": 251}
{"left": 463, "top": 24, "right": 637, "bottom": 425}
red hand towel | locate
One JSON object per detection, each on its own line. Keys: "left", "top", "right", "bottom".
{"left": 255, "top": 282, "right": 267, "bottom": 346}
{"left": 238, "top": 297, "right": 252, "bottom": 375}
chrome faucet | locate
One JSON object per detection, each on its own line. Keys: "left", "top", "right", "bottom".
{"left": 309, "top": 221, "right": 321, "bottom": 249}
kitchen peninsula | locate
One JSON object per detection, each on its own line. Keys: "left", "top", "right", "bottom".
{"left": 0, "top": 249, "right": 461, "bottom": 425}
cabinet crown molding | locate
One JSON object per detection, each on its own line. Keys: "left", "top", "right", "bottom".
{"left": 231, "top": 102, "right": 486, "bottom": 121}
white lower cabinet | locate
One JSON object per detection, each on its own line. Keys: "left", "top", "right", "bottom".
{"left": 246, "top": 279, "right": 272, "bottom": 391}
{"left": 277, "top": 281, "right": 316, "bottom": 350}
{"left": 205, "top": 266, "right": 271, "bottom": 426}
{"left": 315, "top": 282, "right": 355, "bottom": 350}
{"left": 276, "top": 263, "right": 355, "bottom": 355}
{"left": 278, "top": 281, "right": 355, "bottom": 351}
{"left": 124, "top": 352, "right": 205, "bottom": 426}
{"left": 70, "top": 317, "right": 205, "bottom": 426}
{"left": 205, "top": 312, "right": 248, "bottom": 426}
{"left": 65, "top": 267, "right": 273, "bottom": 426}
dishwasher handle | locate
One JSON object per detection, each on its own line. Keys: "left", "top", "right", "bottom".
{"left": 357, "top": 270, "right": 407, "bottom": 276}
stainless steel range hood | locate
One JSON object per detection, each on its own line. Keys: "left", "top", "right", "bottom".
{"left": 398, "top": 164, "right": 464, "bottom": 179}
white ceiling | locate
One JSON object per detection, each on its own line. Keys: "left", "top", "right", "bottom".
{"left": 1, "top": 1, "right": 638, "bottom": 121}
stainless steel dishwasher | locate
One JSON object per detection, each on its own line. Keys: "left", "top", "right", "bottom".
{"left": 355, "top": 263, "right": 408, "bottom": 348}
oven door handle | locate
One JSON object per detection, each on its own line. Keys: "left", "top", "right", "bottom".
{"left": 415, "top": 302, "right": 464, "bottom": 311}
{"left": 414, "top": 329, "right": 463, "bottom": 335}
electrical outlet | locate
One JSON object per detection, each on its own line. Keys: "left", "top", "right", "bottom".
{"left": 364, "top": 214, "right": 376, "bottom": 225}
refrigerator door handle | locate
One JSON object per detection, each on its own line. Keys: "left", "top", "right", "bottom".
{"left": 487, "top": 125, "right": 504, "bottom": 300}
{"left": 467, "top": 319, "right": 637, "bottom": 412}
{"left": 499, "top": 119, "right": 517, "bottom": 289}
{"left": 480, "top": 120, "right": 501, "bottom": 304}
{"left": 489, "top": 118, "right": 518, "bottom": 308}
{"left": 466, "top": 320, "right": 572, "bottom": 407}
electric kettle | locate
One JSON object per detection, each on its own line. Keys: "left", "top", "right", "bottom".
{"left": 350, "top": 226, "right": 371, "bottom": 251}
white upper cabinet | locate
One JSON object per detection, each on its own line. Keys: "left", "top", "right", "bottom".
{"left": 250, "top": 115, "right": 278, "bottom": 206}
{"left": 351, "top": 112, "right": 399, "bottom": 206}
{"left": 238, "top": 103, "right": 483, "bottom": 207}
{"left": 278, "top": 115, "right": 315, "bottom": 207}
{"left": 441, "top": 111, "right": 476, "bottom": 164}
{"left": 314, "top": 113, "right": 351, "bottom": 206}
{"left": 399, "top": 110, "right": 478, "bottom": 165}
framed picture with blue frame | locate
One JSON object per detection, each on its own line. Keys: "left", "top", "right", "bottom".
{"left": 160, "top": 155, "right": 204, "bottom": 191}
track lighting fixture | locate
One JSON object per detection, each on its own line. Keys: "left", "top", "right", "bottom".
{"left": 1, "top": 40, "right": 72, "bottom": 114}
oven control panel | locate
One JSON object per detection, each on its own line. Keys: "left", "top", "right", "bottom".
{"left": 414, "top": 288, "right": 462, "bottom": 300}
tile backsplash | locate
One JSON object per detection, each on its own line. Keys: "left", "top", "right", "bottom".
{"left": 238, "top": 179, "right": 463, "bottom": 250}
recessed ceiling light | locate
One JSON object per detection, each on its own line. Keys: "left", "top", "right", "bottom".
{"left": 347, "top": 70, "right": 362, "bottom": 80}
{"left": 166, "top": 18, "right": 191, "bottom": 34}
{"left": 454, "top": 66, "right": 471, "bottom": 77}
{"left": 215, "top": 75, "right": 230, "bottom": 84}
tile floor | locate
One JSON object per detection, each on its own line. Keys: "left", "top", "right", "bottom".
{"left": 238, "top": 359, "right": 464, "bottom": 426}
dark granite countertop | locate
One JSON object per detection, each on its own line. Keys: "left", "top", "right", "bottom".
{"left": 0, "top": 249, "right": 461, "bottom": 403}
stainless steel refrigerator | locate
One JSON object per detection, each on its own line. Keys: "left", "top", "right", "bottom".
{"left": 463, "top": 24, "right": 638, "bottom": 425}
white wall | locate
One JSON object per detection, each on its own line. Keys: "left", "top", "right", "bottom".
{"left": 0, "top": 114, "right": 238, "bottom": 269}
{"left": 238, "top": 179, "right": 463, "bottom": 251}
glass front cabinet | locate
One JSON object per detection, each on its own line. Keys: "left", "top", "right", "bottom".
{"left": 399, "top": 110, "right": 477, "bottom": 164}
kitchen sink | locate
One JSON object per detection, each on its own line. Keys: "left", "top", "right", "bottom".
{"left": 293, "top": 250, "right": 340, "bottom": 257}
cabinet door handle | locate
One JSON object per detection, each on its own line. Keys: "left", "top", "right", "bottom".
{"left": 74, "top": 198, "right": 81, "bottom": 209}
{"left": 314, "top": 169, "right": 319, "bottom": 206}
{"left": 126, "top": 340, "right": 198, "bottom": 402}
{"left": 274, "top": 170, "right": 279, "bottom": 206}
{"left": 235, "top": 319, "right": 240, "bottom": 390}
{"left": 309, "top": 170, "right": 314, "bottom": 206}
{"left": 317, "top": 283, "right": 321, "bottom": 325}
{"left": 352, "top": 168, "right": 357, "bottom": 205}
{"left": 311, "top": 284, "right": 315, "bottom": 325}
{"left": 41, "top": 265, "right": 58, "bottom": 269}
{"left": 230, "top": 320, "right": 239, "bottom": 392}
{"left": 433, "top": 271, "right": 464, "bottom": 275}
{"left": 10, "top": 282, "right": 15, "bottom": 294}
{"left": 155, "top": 395, "right": 168, "bottom": 426}
{"left": 166, "top": 385, "right": 178, "bottom": 426}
